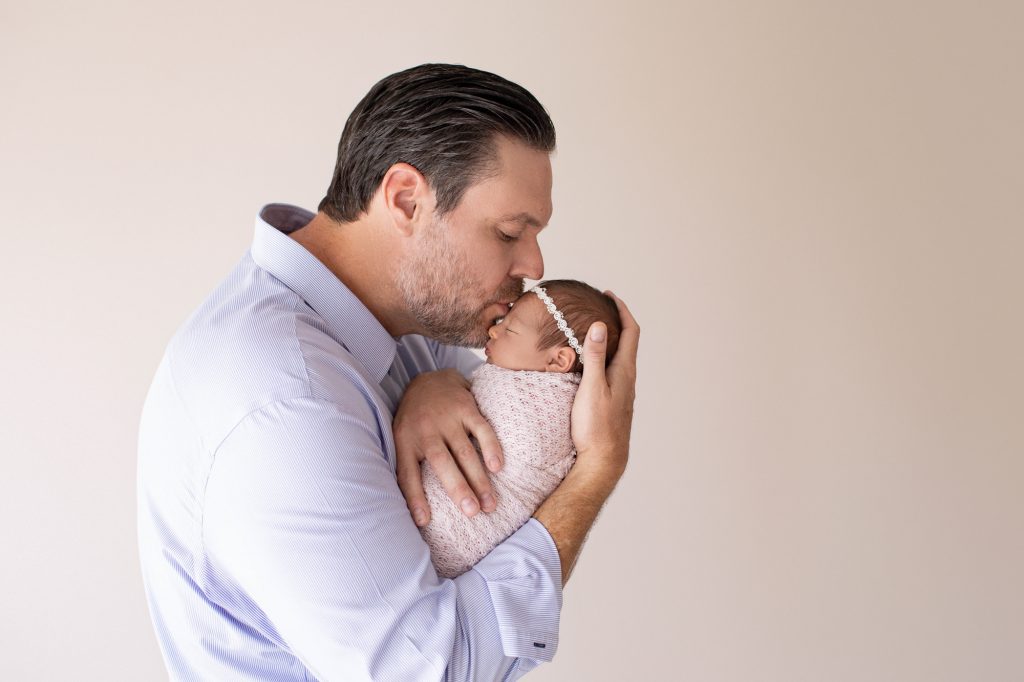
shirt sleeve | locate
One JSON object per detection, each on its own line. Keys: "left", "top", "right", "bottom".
{"left": 427, "top": 339, "right": 485, "bottom": 379}
{"left": 202, "top": 394, "right": 562, "bottom": 682}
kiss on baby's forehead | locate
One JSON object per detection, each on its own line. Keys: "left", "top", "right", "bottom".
{"left": 484, "top": 280, "right": 623, "bottom": 374}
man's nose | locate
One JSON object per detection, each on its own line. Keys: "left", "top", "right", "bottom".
{"left": 511, "top": 237, "right": 544, "bottom": 281}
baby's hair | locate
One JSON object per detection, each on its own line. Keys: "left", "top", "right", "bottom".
{"left": 531, "top": 279, "right": 622, "bottom": 373}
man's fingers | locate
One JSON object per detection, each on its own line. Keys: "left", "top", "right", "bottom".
{"left": 396, "top": 447, "right": 431, "bottom": 527}
{"left": 466, "top": 415, "right": 504, "bottom": 474}
{"left": 423, "top": 444, "right": 482, "bottom": 518}
{"left": 605, "top": 291, "right": 639, "bottom": 372}
{"left": 446, "top": 432, "right": 497, "bottom": 513}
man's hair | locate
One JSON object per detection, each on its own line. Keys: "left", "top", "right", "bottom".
{"left": 318, "top": 63, "right": 556, "bottom": 223}
{"left": 533, "top": 280, "right": 622, "bottom": 373}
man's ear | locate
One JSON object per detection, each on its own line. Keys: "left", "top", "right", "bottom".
{"left": 545, "top": 347, "right": 576, "bottom": 373}
{"left": 380, "top": 163, "right": 432, "bottom": 237}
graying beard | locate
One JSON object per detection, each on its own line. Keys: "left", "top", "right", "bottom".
{"left": 396, "top": 229, "right": 490, "bottom": 347}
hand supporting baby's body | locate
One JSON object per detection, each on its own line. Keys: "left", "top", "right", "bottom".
{"left": 419, "top": 362, "right": 580, "bottom": 579}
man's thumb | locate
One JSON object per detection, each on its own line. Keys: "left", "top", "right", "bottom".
{"left": 584, "top": 322, "right": 607, "bottom": 366}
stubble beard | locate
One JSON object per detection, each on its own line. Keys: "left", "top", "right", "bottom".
{"left": 396, "top": 217, "right": 523, "bottom": 347}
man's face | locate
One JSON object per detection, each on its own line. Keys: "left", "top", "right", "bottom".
{"left": 396, "top": 136, "right": 553, "bottom": 347}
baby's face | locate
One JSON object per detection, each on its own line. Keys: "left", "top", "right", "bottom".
{"left": 484, "top": 294, "right": 550, "bottom": 371}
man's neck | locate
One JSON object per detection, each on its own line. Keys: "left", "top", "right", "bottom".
{"left": 289, "top": 212, "right": 416, "bottom": 338}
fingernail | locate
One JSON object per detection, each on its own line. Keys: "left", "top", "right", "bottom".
{"left": 487, "top": 456, "right": 501, "bottom": 472}
{"left": 413, "top": 508, "right": 428, "bottom": 526}
{"left": 590, "top": 324, "right": 606, "bottom": 342}
{"left": 461, "top": 497, "right": 479, "bottom": 515}
{"left": 480, "top": 492, "right": 495, "bottom": 510}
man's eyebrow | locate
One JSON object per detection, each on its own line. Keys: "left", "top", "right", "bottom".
{"left": 497, "top": 212, "right": 545, "bottom": 228}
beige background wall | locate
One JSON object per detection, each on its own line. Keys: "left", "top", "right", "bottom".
{"left": 2, "top": 1, "right": 1021, "bottom": 680}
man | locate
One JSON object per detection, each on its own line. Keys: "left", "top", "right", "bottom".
{"left": 138, "top": 63, "right": 639, "bottom": 681}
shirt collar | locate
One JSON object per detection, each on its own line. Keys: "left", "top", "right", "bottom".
{"left": 250, "top": 203, "right": 397, "bottom": 384}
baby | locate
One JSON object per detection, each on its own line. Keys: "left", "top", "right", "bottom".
{"left": 419, "top": 279, "right": 622, "bottom": 578}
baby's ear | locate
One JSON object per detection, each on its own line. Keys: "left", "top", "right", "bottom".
{"left": 545, "top": 347, "right": 577, "bottom": 373}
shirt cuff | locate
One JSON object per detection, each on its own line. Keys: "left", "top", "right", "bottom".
{"left": 470, "top": 518, "right": 563, "bottom": 662}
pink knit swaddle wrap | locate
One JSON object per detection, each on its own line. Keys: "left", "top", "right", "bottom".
{"left": 419, "top": 362, "right": 581, "bottom": 578}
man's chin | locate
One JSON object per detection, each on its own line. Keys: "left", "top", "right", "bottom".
{"left": 444, "top": 307, "right": 504, "bottom": 349}
{"left": 417, "top": 304, "right": 504, "bottom": 348}
{"left": 431, "top": 323, "right": 489, "bottom": 349}
{"left": 460, "top": 327, "right": 491, "bottom": 349}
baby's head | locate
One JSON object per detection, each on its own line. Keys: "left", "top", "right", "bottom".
{"left": 484, "top": 279, "right": 622, "bottom": 373}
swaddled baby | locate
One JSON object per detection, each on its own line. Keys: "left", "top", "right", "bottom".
{"left": 420, "top": 279, "right": 622, "bottom": 578}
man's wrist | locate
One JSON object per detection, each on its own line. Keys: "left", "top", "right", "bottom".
{"left": 569, "top": 448, "right": 626, "bottom": 494}
{"left": 532, "top": 459, "right": 621, "bottom": 586}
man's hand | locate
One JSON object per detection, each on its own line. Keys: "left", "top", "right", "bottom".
{"left": 534, "top": 292, "right": 639, "bottom": 584}
{"left": 570, "top": 291, "right": 639, "bottom": 483}
{"left": 394, "top": 368, "right": 504, "bottom": 527}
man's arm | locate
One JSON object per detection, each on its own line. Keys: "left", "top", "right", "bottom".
{"left": 396, "top": 293, "right": 639, "bottom": 585}
{"left": 202, "top": 390, "right": 561, "bottom": 681}
{"left": 534, "top": 292, "right": 638, "bottom": 583}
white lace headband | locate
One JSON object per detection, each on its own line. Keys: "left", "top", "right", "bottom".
{"left": 531, "top": 286, "right": 584, "bottom": 363}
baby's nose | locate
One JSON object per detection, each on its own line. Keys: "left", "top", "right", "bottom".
{"left": 487, "top": 326, "right": 498, "bottom": 340}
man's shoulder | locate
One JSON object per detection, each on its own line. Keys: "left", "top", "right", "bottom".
{"left": 168, "top": 258, "right": 308, "bottom": 394}
{"left": 160, "top": 256, "right": 379, "bottom": 445}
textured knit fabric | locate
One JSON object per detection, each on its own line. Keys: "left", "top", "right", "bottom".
{"left": 421, "top": 363, "right": 581, "bottom": 578}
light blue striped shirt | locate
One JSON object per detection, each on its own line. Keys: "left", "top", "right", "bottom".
{"left": 138, "top": 204, "right": 563, "bottom": 681}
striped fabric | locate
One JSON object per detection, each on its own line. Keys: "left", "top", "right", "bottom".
{"left": 137, "top": 204, "right": 563, "bottom": 681}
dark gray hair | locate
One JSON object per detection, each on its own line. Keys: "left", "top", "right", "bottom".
{"left": 318, "top": 63, "right": 556, "bottom": 223}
